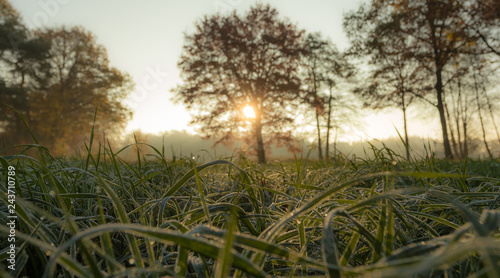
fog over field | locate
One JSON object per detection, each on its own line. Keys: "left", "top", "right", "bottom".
{"left": 118, "top": 130, "right": 500, "bottom": 161}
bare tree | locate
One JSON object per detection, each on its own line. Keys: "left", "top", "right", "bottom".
{"left": 302, "top": 33, "right": 355, "bottom": 160}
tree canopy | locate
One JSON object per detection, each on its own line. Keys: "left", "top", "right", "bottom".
{"left": 0, "top": 0, "right": 51, "bottom": 148}
{"left": 29, "top": 27, "right": 133, "bottom": 154}
{"left": 344, "top": 0, "right": 500, "bottom": 159}
{"left": 0, "top": 0, "right": 133, "bottom": 155}
{"left": 173, "top": 4, "right": 307, "bottom": 163}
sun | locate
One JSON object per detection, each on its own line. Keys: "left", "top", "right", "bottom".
{"left": 242, "top": 105, "right": 256, "bottom": 119}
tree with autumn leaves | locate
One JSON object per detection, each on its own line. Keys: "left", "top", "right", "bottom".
{"left": 0, "top": 0, "right": 132, "bottom": 155}
{"left": 29, "top": 27, "right": 133, "bottom": 154}
{"left": 0, "top": 0, "right": 51, "bottom": 148}
{"left": 174, "top": 4, "right": 361, "bottom": 163}
{"left": 173, "top": 4, "right": 307, "bottom": 164}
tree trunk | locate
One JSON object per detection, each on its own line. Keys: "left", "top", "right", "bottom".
{"left": 483, "top": 85, "right": 500, "bottom": 146}
{"left": 325, "top": 88, "right": 334, "bottom": 161}
{"left": 444, "top": 97, "right": 459, "bottom": 159}
{"left": 457, "top": 79, "right": 466, "bottom": 159}
{"left": 462, "top": 121, "right": 468, "bottom": 158}
{"left": 402, "top": 93, "right": 410, "bottom": 161}
{"left": 473, "top": 69, "right": 493, "bottom": 159}
{"left": 403, "top": 106, "right": 410, "bottom": 161}
{"left": 477, "top": 96, "right": 492, "bottom": 159}
{"left": 455, "top": 110, "right": 463, "bottom": 159}
{"left": 333, "top": 126, "right": 338, "bottom": 157}
{"left": 315, "top": 106, "right": 323, "bottom": 161}
{"left": 435, "top": 69, "right": 454, "bottom": 159}
{"left": 255, "top": 119, "right": 266, "bottom": 164}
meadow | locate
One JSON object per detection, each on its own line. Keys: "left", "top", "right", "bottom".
{"left": 1, "top": 138, "right": 499, "bottom": 278}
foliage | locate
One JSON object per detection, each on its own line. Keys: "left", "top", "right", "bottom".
{"left": 172, "top": 4, "right": 307, "bottom": 164}
{"left": 0, "top": 136, "right": 499, "bottom": 277}
{"left": 27, "top": 26, "right": 133, "bottom": 155}
{"left": 302, "top": 33, "right": 357, "bottom": 161}
{"left": 467, "top": 0, "right": 500, "bottom": 56}
{"left": 344, "top": 0, "right": 500, "bottom": 159}
{"left": 0, "top": 2, "right": 133, "bottom": 156}
{"left": 0, "top": 0, "right": 51, "bottom": 146}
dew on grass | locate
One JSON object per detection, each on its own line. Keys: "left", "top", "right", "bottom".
{"left": 8, "top": 141, "right": 500, "bottom": 277}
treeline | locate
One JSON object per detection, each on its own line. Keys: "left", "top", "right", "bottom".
{"left": 1, "top": 0, "right": 499, "bottom": 161}
{"left": 0, "top": 0, "right": 132, "bottom": 154}
{"left": 172, "top": 2, "right": 500, "bottom": 163}
{"left": 346, "top": 0, "right": 500, "bottom": 160}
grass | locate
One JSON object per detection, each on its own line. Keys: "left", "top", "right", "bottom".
{"left": 0, "top": 138, "right": 499, "bottom": 277}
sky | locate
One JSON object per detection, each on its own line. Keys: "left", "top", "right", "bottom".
{"left": 10, "top": 0, "right": 443, "bottom": 142}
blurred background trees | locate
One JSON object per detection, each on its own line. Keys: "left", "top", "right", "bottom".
{"left": 0, "top": 0, "right": 51, "bottom": 149}
{"left": 344, "top": 0, "right": 500, "bottom": 160}
{"left": 1, "top": 0, "right": 498, "bottom": 160}
{"left": 0, "top": 0, "right": 132, "bottom": 155}
{"left": 29, "top": 27, "right": 132, "bottom": 154}
{"left": 302, "top": 32, "right": 356, "bottom": 161}
{"left": 174, "top": 0, "right": 499, "bottom": 162}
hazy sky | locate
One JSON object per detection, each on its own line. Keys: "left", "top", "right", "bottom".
{"left": 11, "top": 0, "right": 442, "bottom": 142}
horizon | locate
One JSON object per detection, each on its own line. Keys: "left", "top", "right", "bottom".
{"left": 117, "top": 129, "right": 499, "bottom": 161}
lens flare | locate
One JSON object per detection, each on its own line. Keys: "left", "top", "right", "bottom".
{"left": 242, "top": 105, "right": 256, "bottom": 119}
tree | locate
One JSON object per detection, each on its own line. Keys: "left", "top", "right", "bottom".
{"left": 345, "top": 0, "right": 486, "bottom": 159}
{"left": 0, "top": 0, "right": 51, "bottom": 148}
{"left": 475, "top": 62, "right": 500, "bottom": 148}
{"left": 302, "top": 32, "right": 355, "bottom": 160}
{"left": 173, "top": 4, "right": 306, "bottom": 163}
{"left": 465, "top": 0, "right": 500, "bottom": 57}
{"left": 1, "top": 1, "right": 132, "bottom": 155}
{"left": 303, "top": 33, "right": 328, "bottom": 160}
{"left": 440, "top": 58, "right": 472, "bottom": 159}
{"left": 25, "top": 26, "right": 133, "bottom": 154}
{"left": 347, "top": 19, "right": 433, "bottom": 160}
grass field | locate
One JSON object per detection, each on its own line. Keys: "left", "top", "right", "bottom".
{"left": 1, "top": 139, "right": 500, "bottom": 277}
